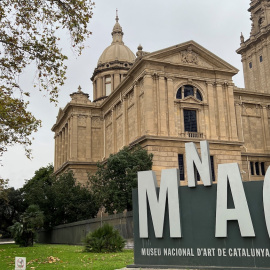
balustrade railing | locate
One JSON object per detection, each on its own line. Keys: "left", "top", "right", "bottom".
{"left": 179, "top": 132, "right": 204, "bottom": 138}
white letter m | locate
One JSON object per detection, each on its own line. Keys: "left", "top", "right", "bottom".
{"left": 138, "top": 169, "right": 181, "bottom": 238}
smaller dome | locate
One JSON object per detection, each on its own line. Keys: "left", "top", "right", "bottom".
{"left": 97, "top": 14, "right": 135, "bottom": 65}
{"left": 98, "top": 43, "right": 136, "bottom": 65}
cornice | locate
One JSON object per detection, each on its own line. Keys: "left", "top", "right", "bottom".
{"left": 52, "top": 102, "right": 102, "bottom": 132}
{"left": 144, "top": 58, "right": 238, "bottom": 76}
{"left": 53, "top": 161, "right": 98, "bottom": 176}
{"left": 129, "top": 135, "right": 243, "bottom": 147}
{"left": 236, "top": 26, "right": 270, "bottom": 55}
{"left": 234, "top": 88, "right": 270, "bottom": 99}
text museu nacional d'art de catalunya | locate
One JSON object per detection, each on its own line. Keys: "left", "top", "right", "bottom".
{"left": 131, "top": 141, "right": 270, "bottom": 269}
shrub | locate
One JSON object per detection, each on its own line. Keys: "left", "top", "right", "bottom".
{"left": 84, "top": 223, "right": 125, "bottom": 252}
{"left": 9, "top": 205, "right": 44, "bottom": 247}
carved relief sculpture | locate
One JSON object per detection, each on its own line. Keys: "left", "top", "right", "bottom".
{"left": 181, "top": 46, "right": 199, "bottom": 65}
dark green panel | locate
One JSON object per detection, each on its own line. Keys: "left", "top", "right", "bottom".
{"left": 131, "top": 181, "right": 270, "bottom": 269}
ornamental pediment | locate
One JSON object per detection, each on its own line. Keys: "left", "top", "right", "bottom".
{"left": 143, "top": 41, "right": 238, "bottom": 74}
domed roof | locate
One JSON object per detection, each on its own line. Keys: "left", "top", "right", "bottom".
{"left": 98, "top": 43, "right": 136, "bottom": 65}
{"left": 98, "top": 15, "right": 135, "bottom": 65}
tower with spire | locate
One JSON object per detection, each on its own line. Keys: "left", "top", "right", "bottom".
{"left": 91, "top": 12, "right": 135, "bottom": 101}
{"left": 237, "top": 0, "right": 270, "bottom": 93}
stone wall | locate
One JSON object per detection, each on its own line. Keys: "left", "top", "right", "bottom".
{"left": 37, "top": 211, "right": 133, "bottom": 245}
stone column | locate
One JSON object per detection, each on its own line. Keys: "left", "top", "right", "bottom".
{"left": 227, "top": 84, "right": 238, "bottom": 141}
{"left": 54, "top": 134, "right": 58, "bottom": 169}
{"left": 235, "top": 103, "right": 244, "bottom": 142}
{"left": 259, "top": 162, "right": 263, "bottom": 176}
{"left": 204, "top": 103, "right": 210, "bottom": 139}
{"left": 167, "top": 78, "right": 176, "bottom": 136}
{"left": 262, "top": 105, "right": 270, "bottom": 149}
{"left": 158, "top": 76, "right": 168, "bottom": 136}
{"left": 86, "top": 115, "right": 91, "bottom": 160}
{"left": 111, "top": 75, "right": 114, "bottom": 92}
{"left": 216, "top": 83, "right": 227, "bottom": 140}
{"left": 58, "top": 133, "right": 62, "bottom": 168}
{"left": 103, "top": 77, "right": 106, "bottom": 96}
{"left": 207, "top": 82, "right": 218, "bottom": 140}
{"left": 97, "top": 77, "right": 102, "bottom": 99}
{"left": 263, "top": 42, "right": 270, "bottom": 92}
{"left": 62, "top": 129, "right": 65, "bottom": 164}
{"left": 179, "top": 107, "right": 184, "bottom": 134}
{"left": 122, "top": 97, "right": 127, "bottom": 146}
{"left": 71, "top": 114, "right": 78, "bottom": 160}
{"left": 112, "top": 109, "right": 116, "bottom": 153}
{"left": 67, "top": 118, "right": 71, "bottom": 160}
{"left": 64, "top": 125, "right": 68, "bottom": 162}
{"left": 199, "top": 107, "right": 206, "bottom": 138}
{"left": 93, "top": 80, "right": 97, "bottom": 100}
{"left": 134, "top": 83, "right": 139, "bottom": 138}
{"left": 144, "top": 75, "right": 155, "bottom": 135}
{"left": 242, "top": 54, "right": 249, "bottom": 90}
{"left": 59, "top": 131, "right": 63, "bottom": 165}
{"left": 114, "top": 73, "right": 120, "bottom": 89}
{"left": 103, "top": 115, "right": 106, "bottom": 159}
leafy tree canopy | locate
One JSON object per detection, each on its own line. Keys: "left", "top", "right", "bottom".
{"left": 0, "top": 182, "right": 25, "bottom": 238}
{"left": 0, "top": 178, "right": 9, "bottom": 195}
{"left": 0, "top": 0, "right": 94, "bottom": 157}
{"left": 88, "top": 146, "right": 153, "bottom": 214}
{"left": 22, "top": 165, "right": 98, "bottom": 228}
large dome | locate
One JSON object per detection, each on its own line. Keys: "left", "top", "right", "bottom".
{"left": 97, "top": 15, "right": 135, "bottom": 66}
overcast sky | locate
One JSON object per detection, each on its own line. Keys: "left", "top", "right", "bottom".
{"left": 1, "top": 0, "right": 251, "bottom": 188}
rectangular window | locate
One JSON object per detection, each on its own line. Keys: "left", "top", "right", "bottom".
{"left": 105, "top": 76, "right": 111, "bottom": 96}
{"left": 261, "top": 162, "right": 265, "bottom": 175}
{"left": 249, "top": 62, "right": 252, "bottom": 69}
{"left": 184, "top": 110, "right": 197, "bottom": 132}
{"left": 250, "top": 162, "right": 254, "bottom": 175}
{"left": 194, "top": 156, "right": 215, "bottom": 182}
{"left": 210, "top": 156, "right": 215, "bottom": 182}
{"left": 255, "top": 162, "right": 260, "bottom": 175}
{"left": 178, "top": 154, "right": 185, "bottom": 181}
{"left": 260, "top": 55, "right": 263, "bottom": 62}
{"left": 195, "top": 167, "right": 200, "bottom": 181}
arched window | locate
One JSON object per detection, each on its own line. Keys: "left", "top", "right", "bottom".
{"left": 176, "top": 89, "right": 182, "bottom": 99}
{"left": 176, "top": 85, "right": 203, "bottom": 101}
{"left": 184, "top": 85, "right": 194, "bottom": 98}
{"left": 196, "top": 91, "right": 203, "bottom": 101}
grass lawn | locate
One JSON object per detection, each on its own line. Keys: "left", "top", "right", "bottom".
{"left": 0, "top": 244, "right": 134, "bottom": 270}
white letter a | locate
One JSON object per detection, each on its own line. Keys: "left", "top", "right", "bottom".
{"left": 215, "top": 163, "right": 255, "bottom": 237}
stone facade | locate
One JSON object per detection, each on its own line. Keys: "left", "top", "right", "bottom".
{"left": 52, "top": 1, "right": 270, "bottom": 185}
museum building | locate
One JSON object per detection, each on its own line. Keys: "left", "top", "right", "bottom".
{"left": 52, "top": 0, "right": 270, "bottom": 185}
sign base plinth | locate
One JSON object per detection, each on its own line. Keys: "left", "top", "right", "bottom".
{"left": 124, "top": 266, "right": 270, "bottom": 270}
{"left": 132, "top": 181, "right": 270, "bottom": 270}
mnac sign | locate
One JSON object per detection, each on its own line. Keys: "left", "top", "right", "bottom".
{"left": 131, "top": 141, "right": 270, "bottom": 269}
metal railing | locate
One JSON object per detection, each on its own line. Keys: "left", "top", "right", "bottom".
{"left": 179, "top": 132, "right": 204, "bottom": 138}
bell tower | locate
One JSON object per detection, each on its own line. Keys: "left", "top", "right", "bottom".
{"left": 237, "top": 0, "right": 270, "bottom": 93}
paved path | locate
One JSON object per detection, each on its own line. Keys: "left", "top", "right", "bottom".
{"left": 0, "top": 239, "right": 15, "bottom": 244}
